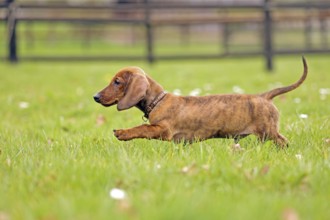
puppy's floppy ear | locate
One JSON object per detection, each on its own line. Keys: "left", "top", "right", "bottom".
{"left": 117, "top": 73, "right": 149, "bottom": 111}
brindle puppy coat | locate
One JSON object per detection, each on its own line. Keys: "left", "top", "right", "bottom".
{"left": 94, "top": 57, "right": 308, "bottom": 147}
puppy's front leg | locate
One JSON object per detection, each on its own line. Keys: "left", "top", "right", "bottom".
{"left": 113, "top": 124, "right": 170, "bottom": 141}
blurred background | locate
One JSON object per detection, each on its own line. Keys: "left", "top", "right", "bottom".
{"left": 1, "top": 0, "right": 329, "bottom": 70}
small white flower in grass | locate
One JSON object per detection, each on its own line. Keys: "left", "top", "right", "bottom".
{"left": 232, "top": 86, "right": 244, "bottom": 94}
{"left": 232, "top": 143, "right": 243, "bottom": 152}
{"left": 319, "top": 88, "right": 330, "bottom": 95}
{"left": 299, "top": 114, "right": 308, "bottom": 119}
{"left": 182, "top": 166, "right": 189, "bottom": 173}
{"left": 173, "top": 89, "right": 181, "bottom": 96}
{"left": 295, "top": 154, "right": 303, "bottom": 160}
{"left": 6, "top": 158, "right": 11, "bottom": 167}
{"left": 18, "top": 101, "right": 29, "bottom": 109}
{"left": 110, "top": 188, "right": 126, "bottom": 200}
{"left": 319, "top": 88, "right": 330, "bottom": 100}
{"left": 189, "top": 88, "right": 201, "bottom": 96}
{"left": 181, "top": 163, "right": 197, "bottom": 175}
{"left": 293, "top": 98, "right": 301, "bottom": 104}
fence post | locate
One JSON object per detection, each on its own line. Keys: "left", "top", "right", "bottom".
{"left": 263, "top": 0, "right": 273, "bottom": 71}
{"left": 6, "top": 0, "right": 17, "bottom": 62}
{"left": 144, "top": 0, "right": 154, "bottom": 63}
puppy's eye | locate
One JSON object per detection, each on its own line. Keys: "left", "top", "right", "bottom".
{"left": 114, "top": 79, "right": 121, "bottom": 85}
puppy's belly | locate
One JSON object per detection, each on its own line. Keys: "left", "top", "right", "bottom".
{"left": 172, "top": 129, "right": 214, "bottom": 142}
{"left": 171, "top": 127, "right": 246, "bottom": 142}
{"left": 171, "top": 111, "right": 254, "bottom": 142}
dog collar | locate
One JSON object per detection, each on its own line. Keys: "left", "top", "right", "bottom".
{"left": 144, "top": 91, "right": 167, "bottom": 119}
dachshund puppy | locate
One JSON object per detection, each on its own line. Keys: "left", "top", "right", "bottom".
{"left": 94, "top": 57, "right": 307, "bottom": 147}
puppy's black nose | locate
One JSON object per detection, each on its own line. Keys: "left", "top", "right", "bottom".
{"left": 93, "top": 93, "right": 101, "bottom": 103}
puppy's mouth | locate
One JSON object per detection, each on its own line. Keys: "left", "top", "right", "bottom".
{"left": 101, "top": 100, "right": 118, "bottom": 107}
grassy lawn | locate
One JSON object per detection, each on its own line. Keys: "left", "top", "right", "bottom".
{"left": 0, "top": 55, "right": 329, "bottom": 220}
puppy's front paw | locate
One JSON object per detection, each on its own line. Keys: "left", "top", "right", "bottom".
{"left": 113, "top": 129, "right": 130, "bottom": 141}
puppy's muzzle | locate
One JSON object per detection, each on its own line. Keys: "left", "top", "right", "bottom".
{"left": 93, "top": 93, "right": 101, "bottom": 103}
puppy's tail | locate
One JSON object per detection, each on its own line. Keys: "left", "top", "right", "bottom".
{"left": 261, "top": 57, "right": 308, "bottom": 100}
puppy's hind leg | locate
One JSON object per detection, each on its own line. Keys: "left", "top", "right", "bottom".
{"left": 257, "top": 131, "right": 288, "bottom": 148}
{"left": 272, "top": 133, "right": 289, "bottom": 148}
{"left": 266, "top": 125, "right": 289, "bottom": 147}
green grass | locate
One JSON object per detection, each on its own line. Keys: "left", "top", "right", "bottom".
{"left": 0, "top": 55, "right": 330, "bottom": 220}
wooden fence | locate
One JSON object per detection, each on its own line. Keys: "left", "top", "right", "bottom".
{"left": 1, "top": 0, "right": 330, "bottom": 70}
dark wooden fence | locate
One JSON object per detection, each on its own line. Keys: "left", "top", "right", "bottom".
{"left": 1, "top": 0, "right": 330, "bottom": 70}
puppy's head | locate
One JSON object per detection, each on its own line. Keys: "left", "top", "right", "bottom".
{"left": 93, "top": 67, "right": 149, "bottom": 111}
